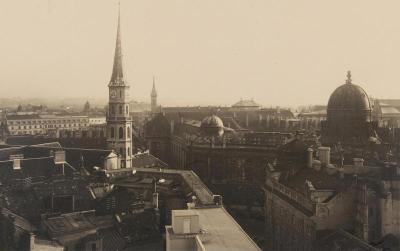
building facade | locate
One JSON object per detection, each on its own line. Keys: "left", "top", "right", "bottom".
{"left": 6, "top": 114, "right": 89, "bottom": 136}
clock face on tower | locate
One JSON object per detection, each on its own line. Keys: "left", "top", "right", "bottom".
{"left": 110, "top": 90, "right": 117, "bottom": 99}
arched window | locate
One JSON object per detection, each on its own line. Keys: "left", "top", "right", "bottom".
{"left": 119, "top": 127, "right": 123, "bottom": 139}
{"left": 110, "top": 127, "right": 114, "bottom": 138}
{"left": 119, "top": 105, "right": 122, "bottom": 114}
{"left": 110, "top": 105, "right": 115, "bottom": 115}
{"left": 128, "top": 147, "right": 130, "bottom": 156}
{"left": 127, "top": 127, "right": 131, "bottom": 138}
{"left": 126, "top": 105, "right": 129, "bottom": 114}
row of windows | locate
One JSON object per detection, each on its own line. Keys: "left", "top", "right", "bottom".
{"left": 109, "top": 126, "right": 131, "bottom": 139}
{"left": 9, "top": 124, "right": 87, "bottom": 130}
{"left": 11, "top": 131, "right": 44, "bottom": 135}
{"left": 8, "top": 119, "right": 88, "bottom": 125}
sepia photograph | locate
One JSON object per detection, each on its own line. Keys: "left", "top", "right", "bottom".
{"left": 1, "top": 1, "right": 400, "bottom": 250}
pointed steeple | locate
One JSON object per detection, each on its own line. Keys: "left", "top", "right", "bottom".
{"left": 110, "top": 3, "right": 126, "bottom": 86}
{"left": 151, "top": 76, "right": 157, "bottom": 97}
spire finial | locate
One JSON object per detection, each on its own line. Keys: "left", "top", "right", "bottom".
{"left": 346, "top": 70, "right": 352, "bottom": 84}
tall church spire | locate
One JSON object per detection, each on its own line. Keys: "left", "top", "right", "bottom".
{"left": 110, "top": 3, "right": 125, "bottom": 86}
{"left": 106, "top": 3, "right": 133, "bottom": 169}
{"left": 151, "top": 76, "right": 158, "bottom": 113}
{"left": 151, "top": 76, "right": 157, "bottom": 97}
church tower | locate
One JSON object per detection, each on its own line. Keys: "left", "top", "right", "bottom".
{"left": 151, "top": 76, "right": 158, "bottom": 114}
{"left": 106, "top": 5, "right": 133, "bottom": 168}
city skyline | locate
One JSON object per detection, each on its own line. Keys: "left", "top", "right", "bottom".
{"left": 2, "top": 2, "right": 400, "bottom": 250}
{"left": 1, "top": 0, "right": 400, "bottom": 107}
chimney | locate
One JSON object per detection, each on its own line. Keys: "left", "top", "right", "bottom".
{"left": 170, "top": 120, "right": 175, "bottom": 134}
{"left": 213, "top": 195, "right": 223, "bottom": 206}
{"left": 30, "top": 233, "right": 35, "bottom": 250}
{"left": 318, "top": 147, "right": 331, "bottom": 167}
{"left": 13, "top": 159, "right": 21, "bottom": 170}
{"left": 10, "top": 154, "right": 23, "bottom": 170}
{"left": 54, "top": 150, "right": 66, "bottom": 164}
{"left": 307, "top": 148, "right": 314, "bottom": 168}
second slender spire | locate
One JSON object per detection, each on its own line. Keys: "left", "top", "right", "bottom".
{"left": 151, "top": 76, "right": 157, "bottom": 97}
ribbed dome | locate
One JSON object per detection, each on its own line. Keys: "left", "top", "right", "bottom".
{"left": 328, "top": 83, "right": 371, "bottom": 112}
{"left": 327, "top": 72, "right": 371, "bottom": 122}
{"left": 200, "top": 115, "right": 224, "bottom": 137}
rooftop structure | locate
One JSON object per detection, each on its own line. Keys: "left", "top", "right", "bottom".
{"left": 166, "top": 207, "right": 261, "bottom": 251}
{"left": 0, "top": 140, "right": 261, "bottom": 250}
{"left": 264, "top": 139, "right": 400, "bottom": 250}
{"left": 322, "top": 71, "right": 377, "bottom": 145}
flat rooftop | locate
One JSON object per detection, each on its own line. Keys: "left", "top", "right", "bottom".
{"left": 168, "top": 207, "right": 261, "bottom": 251}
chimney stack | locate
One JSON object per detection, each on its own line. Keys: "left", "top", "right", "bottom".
{"left": 170, "top": 120, "right": 175, "bottom": 134}
{"left": 307, "top": 148, "right": 314, "bottom": 168}
{"left": 9, "top": 154, "right": 23, "bottom": 170}
{"left": 318, "top": 147, "right": 331, "bottom": 167}
{"left": 54, "top": 150, "right": 66, "bottom": 164}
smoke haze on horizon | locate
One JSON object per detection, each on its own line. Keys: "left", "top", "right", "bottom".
{"left": 1, "top": 0, "right": 400, "bottom": 107}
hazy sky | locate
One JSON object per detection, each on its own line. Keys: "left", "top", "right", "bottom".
{"left": 1, "top": 0, "right": 400, "bottom": 107}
